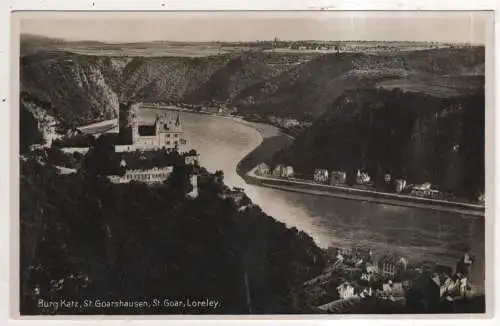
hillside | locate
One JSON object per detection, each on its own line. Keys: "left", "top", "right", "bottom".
{"left": 269, "top": 87, "right": 485, "bottom": 200}
{"left": 20, "top": 153, "right": 326, "bottom": 314}
{"left": 20, "top": 40, "right": 484, "bottom": 126}
{"left": 233, "top": 47, "right": 485, "bottom": 120}
{"left": 21, "top": 52, "right": 120, "bottom": 126}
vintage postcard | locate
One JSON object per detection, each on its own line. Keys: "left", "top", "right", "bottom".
{"left": 11, "top": 10, "right": 493, "bottom": 316}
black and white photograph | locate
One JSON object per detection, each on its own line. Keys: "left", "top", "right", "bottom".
{"left": 15, "top": 11, "right": 490, "bottom": 315}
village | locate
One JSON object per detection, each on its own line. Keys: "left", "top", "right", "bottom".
{"left": 304, "top": 245, "right": 477, "bottom": 313}
{"left": 253, "top": 162, "right": 486, "bottom": 205}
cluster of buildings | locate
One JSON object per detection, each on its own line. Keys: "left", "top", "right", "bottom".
{"left": 104, "top": 103, "right": 199, "bottom": 197}
{"left": 56, "top": 101, "right": 200, "bottom": 197}
{"left": 255, "top": 161, "right": 447, "bottom": 200}
{"left": 310, "top": 247, "right": 474, "bottom": 312}
{"left": 267, "top": 116, "right": 301, "bottom": 129}
{"left": 255, "top": 163, "right": 294, "bottom": 178}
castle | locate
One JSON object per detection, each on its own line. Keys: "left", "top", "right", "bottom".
{"left": 115, "top": 102, "right": 187, "bottom": 153}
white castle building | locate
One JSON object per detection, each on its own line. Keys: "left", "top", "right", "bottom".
{"left": 115, "top": 102, "right": 188, "bottom": 153}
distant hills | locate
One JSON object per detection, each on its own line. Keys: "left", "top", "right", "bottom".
{"left": 20, "top": 34, "right": 484, "bottom": 126}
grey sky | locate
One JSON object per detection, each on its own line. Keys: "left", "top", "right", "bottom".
{"left": 18, "top": 11, "right": 490, "bottom": 44}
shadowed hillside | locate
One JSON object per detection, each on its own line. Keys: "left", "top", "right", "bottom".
{"left": 20, "top": 156, "right": 326, "bottom": 314}
{"left": 270, "top": 87, "right": 485, "bottom": 200}
{"left": 21, "top": 52, "right": 120, "bottom": 126}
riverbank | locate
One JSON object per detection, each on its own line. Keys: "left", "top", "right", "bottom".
{"left": 245, "top": 167, "right": 485, "bottom": 217}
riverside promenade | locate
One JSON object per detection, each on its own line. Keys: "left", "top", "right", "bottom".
{"left": 245, "top": 166, "right": 485, "bottom": 217}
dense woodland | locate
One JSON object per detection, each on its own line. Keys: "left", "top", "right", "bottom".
{"left": 20, "top": 138, "right": 326, "bottom": 314}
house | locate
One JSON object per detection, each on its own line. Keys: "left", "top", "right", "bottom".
{"left": 365, "top": 262, "right": 379, "bottom": 274}
{"left": 272, "top": 164, "right": 288, "bottom": 178}
{"left": 394, "top": 179, "right": 407, "bottom": 193}
{"left": 411, "top": 182, "right": 440, "bottom": 199}
{"left": 285, "top": 166, "right": 294, "bottom": 178}
{"left": 356, "top": 170, "right": 371, "bottom": 185}
{"left": 273, "top": 164, "right": 293, "bottom": 178}
{"left": 378, "top": 280, "right": 405, "bottom": 300}
{"left": 330, "top": 171, "right": 347, "bottom": 185}
{"left": 283, "top": 118, "right": 300, "bottom": 128}
{"left": 377, "top": 255, "right": 407, "bottom": 278}
{"left": 359, "top": 286, "right": 374, "bottom": 298}
{"left": 336, "top": 282, "right": 357, "bottom": 300}
{"left": 313, "top": 169, "right": 329, "bottom": 184}
{"left": 377, "top": 255, "right": 397, "bottom": 278}
{"left": 255, "top": 162, "right": 271, "bottom": 176}
{"left": 184, "top": 152, "right": 200, "bottom": 166}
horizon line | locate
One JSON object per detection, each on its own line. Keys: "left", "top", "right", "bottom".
{"left": 21, "top": 33, "right": 484, "bottom": 46}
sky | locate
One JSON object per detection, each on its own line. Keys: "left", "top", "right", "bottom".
{"left": 18, "top": 11, "right": 491, "bottom": 44}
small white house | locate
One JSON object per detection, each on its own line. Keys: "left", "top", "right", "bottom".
{"left": 285, "top": 166, "right": 294, "bottom": 178}
{"left": 313, "top": 169, "right": 329, "bottom": 184}
{"left": 356, "top": 170, "right": 371, "bottom": 185}
{"left": 394, "top": 179, "right": 407, "bottom": 193}
{"left": 273, "top": 165, "right": 287, "bottom": 177}
{"left": 337, "top": 282, "right": 356, "bottom": 300}
{"left": 255, "top": 162, "right": 271, "bottom": 176}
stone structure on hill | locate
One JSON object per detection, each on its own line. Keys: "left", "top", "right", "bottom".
{"left": 116, "top": 102, "right": 188, "bottom": 153}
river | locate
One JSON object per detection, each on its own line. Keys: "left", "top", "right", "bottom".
{"left": 140, "top": 108, "right": 485, "bottom": 289}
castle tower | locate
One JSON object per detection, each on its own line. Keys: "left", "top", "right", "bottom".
{"left": 119, "top": 101, "right": 140, "bottom": 143}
